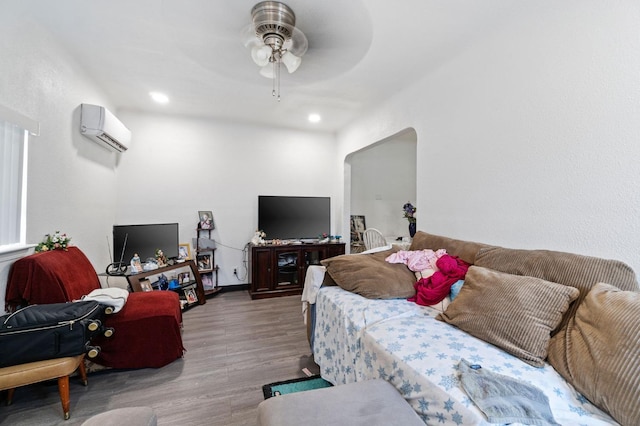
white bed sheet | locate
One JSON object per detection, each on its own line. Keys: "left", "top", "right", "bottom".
{"left": 313, "top": 286, "right": 617, "bottom": 426}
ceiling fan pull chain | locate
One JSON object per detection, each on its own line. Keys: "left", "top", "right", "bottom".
{"left": 276, "top": 57, "right": 281, "bottom": 102}
{"left": 272, "top": 58, "right": 277, "bottom": 98}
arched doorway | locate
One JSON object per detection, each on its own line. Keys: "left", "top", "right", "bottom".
{"left": 345, "top": 128, "right": 417, "bottom": 252}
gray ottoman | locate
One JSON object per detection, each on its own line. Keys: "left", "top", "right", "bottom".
{"left": 81, "top": 407, "right": 157, "bottom": 426}
{"left": 257, "top": 379, "right": 424, "bottom": 426}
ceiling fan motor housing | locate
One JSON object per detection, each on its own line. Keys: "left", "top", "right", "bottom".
{"left": 251, "top": 1, "right": 296, "bottom": 50}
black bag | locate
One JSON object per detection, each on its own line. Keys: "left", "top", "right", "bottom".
{"left": 0, "top": 301, "right": 112, "bottom": 367}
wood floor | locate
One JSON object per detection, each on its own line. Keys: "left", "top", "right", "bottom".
{"left": 0, "top": 290, "right": 319, "bottom": 426}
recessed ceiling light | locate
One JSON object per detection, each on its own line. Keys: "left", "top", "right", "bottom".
{"left": 308, "top": 113, "right": 321, "bottom": 123}
{"left": 149, "top": 92, "right": 169, "bottom": 104}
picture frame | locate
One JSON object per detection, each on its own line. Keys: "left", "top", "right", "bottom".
{"left": 196, "top": 252, "right": 213, "bottom": 272}
{"left": 184, "top": 286, "right": 198, "bottom": 304}
{"left": 178, "top": 243, "right": 191, "bottom": 260}
{"left": 178, "top": 272, "right": 191, "bottom": 284}
{"left": 198, "top": 211, "right": 215, "bottom": 230}
{"left": 201, "top": 273, "right": 214, "bottom": 290}
{"left": 139, "top": 279, "right": 153, "bottom": 292}
{"left": 350, "top": 215, "right": 366, "bottom": 243}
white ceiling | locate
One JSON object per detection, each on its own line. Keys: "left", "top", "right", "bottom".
{"left": 14, "top": 0, "right": 525, "bottom": 132}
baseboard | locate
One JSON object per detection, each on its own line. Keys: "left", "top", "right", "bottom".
{"left": 219, "top": 283, "right": 249, "bottom": 292}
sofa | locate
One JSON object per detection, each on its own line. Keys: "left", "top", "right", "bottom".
{"left": 5, "top": 247, "right": 185, "bottom": 369}
{"left": 305, "top": 231, "right": 640, "bottom": 426}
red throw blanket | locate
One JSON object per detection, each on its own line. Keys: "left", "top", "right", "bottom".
{"left": 6, "top": 247, "right": 185, "bottom": 368}
{"left": 408, "top": 254, "right": 470, "bottom": 306}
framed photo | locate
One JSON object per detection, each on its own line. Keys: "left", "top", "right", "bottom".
{"left": 139, "top": 279, "right": 153, "bottom": 292}
{"left": 201, "top": 273, "right": 214, "bottom": 290}
{"left": 196, "top": 252, "right": 213, "bottom": 271}
{"left": 198, "top": 211, "right": 214, "bottom": 230}
{"left": 350, "top": 215, "right": 366, "bottom": 243}
{"left": 178, "top": 272, "right": 191, "bottom": 284}
{"left": 184, "top": 286, "right": 198, "bottom": 304}
{"left": 178, "top": 243, "right": 191, "bottom": 260}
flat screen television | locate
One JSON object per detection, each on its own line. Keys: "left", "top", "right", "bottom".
{"left": 258, "top": 196, "right": 331, "bottom": 240}
{"left": 113, "top": 223, "right": 179, "bottom": 264}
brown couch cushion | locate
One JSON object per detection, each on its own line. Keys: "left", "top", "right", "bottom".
{"left": 409, "top": 231, "right": 491, "bottom": 265}
{"left": 321, "top": 249, "right": 416, "bottom": 299}
{"left": 437, "top": 266, "right": 579, "bottom": 367}
{"left": 474, "top": 246, "right": 639, "bottom": 333}
{"left": 547, "top": 283, "right": 640, "bottom": 426}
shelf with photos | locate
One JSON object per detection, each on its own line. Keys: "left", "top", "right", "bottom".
{"left": 195, "top": 210, "right": 221, "bottom": 297}
{"left": 126, "top": 260, "right": 206, "bottom": 311}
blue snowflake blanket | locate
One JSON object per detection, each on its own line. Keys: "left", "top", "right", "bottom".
{"left": 313, "top": 286, "right": 618, "bottom": 425}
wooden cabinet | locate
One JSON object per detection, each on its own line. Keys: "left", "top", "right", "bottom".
{"left": 249, "top": 242, "right": 345, "bottom": 299}
{"left": 126, "top": 260, "right": 206, "bottom": 310}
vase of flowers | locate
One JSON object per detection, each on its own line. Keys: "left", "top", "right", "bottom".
{"left": 35, "top": 231, "right": 71, "bottom": 252}
{"left": 403, "top": 202, "right": 417, "bottom": 238}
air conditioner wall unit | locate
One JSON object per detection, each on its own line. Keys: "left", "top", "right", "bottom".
{"left": 80, "top": 103, "right": 131, "bottom": 152}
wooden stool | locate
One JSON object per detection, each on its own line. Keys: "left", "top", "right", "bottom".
{"left": 0, "top": 355, "right": 87, "bottom": 420}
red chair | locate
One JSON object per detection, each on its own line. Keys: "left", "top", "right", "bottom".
{"left": 6, "top": 247, "right": 185, "bottom": 369}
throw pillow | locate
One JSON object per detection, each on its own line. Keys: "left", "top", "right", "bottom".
{"left": 547, "top": 283, "right": 640, "bottom": 426}
{"left": 474, "top": 246, "right": 639, "bottom": 334}
{"left": 321, "top": 249, "right": 416, "bottom": 299}
{"left": 437, "top": 266, "right": 579, "bottom": 367}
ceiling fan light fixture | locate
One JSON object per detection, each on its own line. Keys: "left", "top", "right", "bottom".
{"left": 281, "top": 51, "right": 301, "bottom": 74}
{"left": 251, "top": 44, "right": 272, "bottom": 67}
{"left": 247, "top": 1, "right": 307, "bottom": 100}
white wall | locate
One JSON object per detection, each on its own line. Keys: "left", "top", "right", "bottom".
{"left": 114, "top": 111, "right": 339, "bottom": 286}
{"left": 348, "top": 129, "right": 417, "bottom": 239}
{"left": 338, "top": 1, "right": 640, "bottom": 273}
{"left": 0, "top": 15, "right": 120, "bottom": 311}
{"left": 0, "top": 11, "right": 339, "bottom": 311}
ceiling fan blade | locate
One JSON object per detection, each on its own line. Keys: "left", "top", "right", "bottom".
{"left": 289, "top": 26, "right": 308, "bottom": 57}
{"left": 241, "top": 24, "right": 259, "bottom": 48}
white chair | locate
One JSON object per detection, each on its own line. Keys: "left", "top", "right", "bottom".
{"left": 362, "top": 228, "right": 387, "bottom": 251}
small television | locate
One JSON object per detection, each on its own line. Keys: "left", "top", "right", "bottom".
{"left": 113, "top": 223, "right": 179, "bottom": 264}
{"left": 258, "top": 196, "right": 331, "bottom": 240}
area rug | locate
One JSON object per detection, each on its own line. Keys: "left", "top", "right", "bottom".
{"left": 262, "top": 375, "right": 333, "bottom": 399}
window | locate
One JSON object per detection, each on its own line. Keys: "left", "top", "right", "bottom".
{"left": 0, "top": 105, "right": 38, "bottom": 250}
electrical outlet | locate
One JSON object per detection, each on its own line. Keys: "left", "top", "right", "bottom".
{"left": 233, "top": 268, "right": 237, "bottom": 275}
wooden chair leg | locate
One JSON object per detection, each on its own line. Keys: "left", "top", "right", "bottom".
{"left": 78, "top": 358, "right": 88, "bottom": 386}
{"left": 57, "top": 375, "right": 71, "bottom": 420}
{"left": 6, "top": 388, "right": 15, "bottom": 406}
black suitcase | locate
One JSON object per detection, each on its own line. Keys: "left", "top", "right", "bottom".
{"left": 0, "top": 301, "right": 112, "bottom": 368}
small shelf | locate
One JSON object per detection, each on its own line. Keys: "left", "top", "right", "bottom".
{"left": 195, "top": 227, "right": 220, "bottom": 296}
{"left": 126, "top": 260, "right": 206, "bottom": 310}
{"left": 204, "top": 287, "right": 223, "bottom": 297}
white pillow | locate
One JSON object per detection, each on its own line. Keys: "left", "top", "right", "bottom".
{"left": 81, "top": 287, "right": 129, "bottom": 313}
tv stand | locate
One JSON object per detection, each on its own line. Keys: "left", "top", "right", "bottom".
{"left": 248, "top": 242, "right": 345, "bottom": 299}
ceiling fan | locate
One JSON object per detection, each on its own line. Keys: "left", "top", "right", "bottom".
{"left": 244, "top": 1, "right": 308, "bottom": 100}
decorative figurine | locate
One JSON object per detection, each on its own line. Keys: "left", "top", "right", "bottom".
{"left": 130, "top": 253, "right": 142, "bottom": 274}
{"left": 251, "top": 229, "right": 266, "bottom": 245}
{"left": 155, "top": 249, "right": 167, "bottom": 267}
